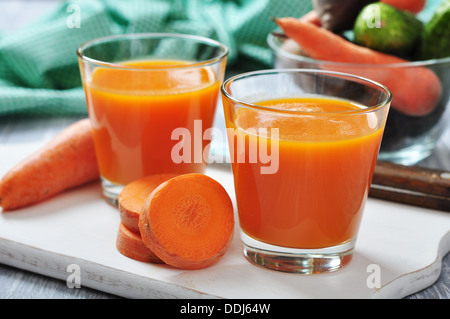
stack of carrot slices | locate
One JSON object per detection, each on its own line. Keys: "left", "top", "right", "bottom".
{"left": 117, "top": 174, "right": 177, "bottom": 264}
{"left": 116, "top": 173, "right": 235, "bottom": 270}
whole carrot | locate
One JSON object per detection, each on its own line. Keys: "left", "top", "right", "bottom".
{"left": 275, "top": 17, "right": 442, "bottom": 116}
{"left": 0, "top": 118, "right": 99, "bottom": 211}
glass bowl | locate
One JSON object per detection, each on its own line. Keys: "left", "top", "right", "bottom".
{"left": 267, "top": 32, "right": 450, "bottom": 165}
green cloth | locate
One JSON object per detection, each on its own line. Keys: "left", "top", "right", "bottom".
{"left": 0, "top": 0, "right": 441, "bottom": 117}
{"left": 0, "top": 0, "right": 312, "bottom": 117}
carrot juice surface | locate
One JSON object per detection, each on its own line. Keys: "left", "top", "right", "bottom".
{"left": 226, "top": 97, "right": 384, "bottom": 249}
{"left": 83, "top": 60, "right": 220, "bottom": 185}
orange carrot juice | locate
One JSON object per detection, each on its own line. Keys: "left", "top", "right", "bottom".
{"left": 83, "top": 60, "right": 220, "bottom": 185}
{"left": 227, "top": 97, "right": 383, "bottom": 249}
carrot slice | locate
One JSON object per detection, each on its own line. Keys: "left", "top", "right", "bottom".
{"left": 138, "top": 174, "right": 234, "bottom": 270}
{"left": 118, "top": 174, "right": 178, "bottom": 233}
{"left": 116, "top": 223, "right": 164, "bottom": 264}
{"left": 0, "top": 118, "right": 99, "bottom": 211}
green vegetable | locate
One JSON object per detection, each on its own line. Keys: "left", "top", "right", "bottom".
{"left": 353, "top": 2, "right": 423, "bottom": 57}
{"left": 417, "top": 0, "right": 450, "bottom": 60}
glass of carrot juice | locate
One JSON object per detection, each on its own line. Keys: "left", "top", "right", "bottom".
{"left": 221, "top": 69, "right": 391, "bottom": 274}
{"left": 77, "top": 33, "right": 228, "bottom": 205}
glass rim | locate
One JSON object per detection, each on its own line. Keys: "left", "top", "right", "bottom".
{"left": 267, "top": 32, "right": 450, "bottom": 68}
{"left": 77, "top": 32, "right": 229, "bottom": 70}
{"left": 221, "top": 68, "right": 393, "bottom": 115}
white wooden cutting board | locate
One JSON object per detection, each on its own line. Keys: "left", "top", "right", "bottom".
{"left": 0, "top": 140, "right": 449, "bottom": 299}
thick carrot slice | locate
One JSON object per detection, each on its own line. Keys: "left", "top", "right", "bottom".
{"left": 118, "top": 174, "right": 178, "bottom": 233}
{"left": 275, "top": 17, "right": 442, "bottom": 116}
{"left": 0, "top": 119, "right": 99, "bottom": 211}
{"left": 299, "top": 10, "right": 321, "bottom": 26}
{"left": 275, "top": 17, "right": 401, "bottom": 64}
{"left": 116, "top": 222, "right": 164, "bottom": 264}
{"left": 138, "top": 174, "right": 234, "bottom": 270}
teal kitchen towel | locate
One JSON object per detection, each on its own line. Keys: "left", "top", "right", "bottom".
{"left": 0, "top": 0, "right": 312, "bottom": 116}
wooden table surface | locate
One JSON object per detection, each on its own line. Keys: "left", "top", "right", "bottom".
{"left": 0, "top": 0, "right": 449, "bottom": 299}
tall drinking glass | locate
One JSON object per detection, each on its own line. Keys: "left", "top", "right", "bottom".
{"left": 78, "top": 33, "right": 228, "bottom": 206}
{"left": 221, "top": 69, "right": 391, "bottom": 274}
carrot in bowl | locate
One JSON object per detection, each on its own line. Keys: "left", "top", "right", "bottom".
{"left": 138, "top": 173, "right": 234, "bottom": 270}
{"left": 0, "top": 118, "right": 99, "bottom": 211}
{"left": 118, "top": 174, "right": 178, "bottom": 233}
{"left": 274, "top": 17, "right": 442, "bottom": 116}
{"left": 116, "top": 222, "right": 164, "bottom": 264}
